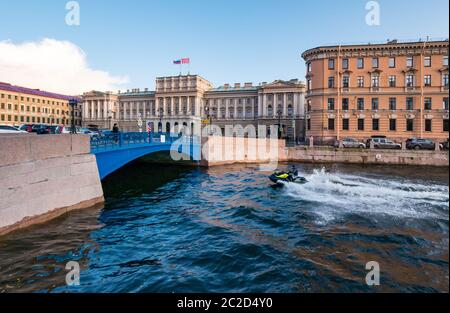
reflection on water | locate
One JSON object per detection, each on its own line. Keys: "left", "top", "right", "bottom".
{"left": 0, "top": 161, "right": 448, "bottom": 293}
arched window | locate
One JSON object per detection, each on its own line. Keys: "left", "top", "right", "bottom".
{"left": 166, "top": 122, "right": 171, "bottom": 133}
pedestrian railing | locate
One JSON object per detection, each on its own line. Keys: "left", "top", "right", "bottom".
{"left": 90, "top": 132, "right": 199, "bottom": 151}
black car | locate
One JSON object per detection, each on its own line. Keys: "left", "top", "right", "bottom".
{"left": 47, "top": 125, "right": 63, "bottom": 134}
{"left": 31, "top": 124, "right": 50, "bottom": 134}
{"left": 406, "top": 138, "right": 436, "bottom": 150}
{"left": 440, "top": 140, "right": 449, "bottom": 150}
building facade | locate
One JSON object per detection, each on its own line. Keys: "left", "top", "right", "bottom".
{"left": 82, "top": 75, "right": 306, "bottom": 141}
{"left": 0, "top": 82, "right": 82, "bottom": 127}
{"left": 302, "top": 40, "right": 449, "bottom": 144}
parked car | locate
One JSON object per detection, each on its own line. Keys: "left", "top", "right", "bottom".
{"left": 406, "top": 138, "right": 436, "bottom": 150}
{"left": 18, "top": 124, "right": 34, "bottom": 132}
{"left": 47, "top": 125, "right": 63, "bottom": 134}
{"left": 79, "top": 127, "right": 97, "bottom": 136}
{"left": 61, "top": 126, "right": 81, "bottom": 134}
{"left": 335, "top": 137, "right": 366, "bottom": 149}
{"left": 0, "top": 125, "right": 27, "bottom": 134}
{"left": 31, "top": 124, "right": 50, "bottom": 134}
{"left": 440, "top": 139, "right": 449, "bottom": 151}
{"left": 367, "top": 137, "right": 401, "bottom": 149}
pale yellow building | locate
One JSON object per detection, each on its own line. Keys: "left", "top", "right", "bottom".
{"left": 0, "top": 82, "right": 82, "bottom": 127}
{"left": 82, "top": 75, "right": 307, "bottom": 141}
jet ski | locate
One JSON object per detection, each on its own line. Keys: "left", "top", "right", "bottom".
{"left": 269, "top": 167, "right": 308, "bottom": 186}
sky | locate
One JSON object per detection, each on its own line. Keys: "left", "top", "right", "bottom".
{"left": 0, "top": 0, "right": 448, "bottom": 95}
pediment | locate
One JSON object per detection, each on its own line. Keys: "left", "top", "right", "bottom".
{"left": 83, "top": 90, "right": 107, "bottom": 97}
{"left": 262, "top": 80, "right": 299, "bottom": 89}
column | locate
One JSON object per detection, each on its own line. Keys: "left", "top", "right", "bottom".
{"left": 225, "top": 99, "right": 229, "bottom": 119}
{"left": 170, "top": 97, "right": 174, "bottom": 116}
{"left": 217, "top": 98, "right": 221, "bottom": 120}
{"left": 177, "top": 97, "right": 183, "bottom": 116}
{"left": 251, "top": 98, "right": 255, "bottom": 119}
{"left": 97, "top": 100, "right": 101, "bottom": 120}
{"left": 186, "top": 96, "right": 190, "bottom": 115}
{"left": 283, "top": 93, "right": 287, "bottom": 117}
{"left": 137, "top": 101, "right": 141, "bottom": 119}
{"left": 258, "top": 94, "right": 262, "bottom": 118}
{"left": 104, "top": 101, "right": 108, "bottom": 120}
{"left": 293, "top": 93, "right": 298, "bottom": 116}
{"left": 262, "top": 94, "right": 267, "bottom": 117}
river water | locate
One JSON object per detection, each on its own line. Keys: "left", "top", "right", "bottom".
{"left": 0, "top": 162, "right": 448, "bottom": 293}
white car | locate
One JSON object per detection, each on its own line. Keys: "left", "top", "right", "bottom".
{"left": 0, "top": 125, "right": 28, "bottom": 134}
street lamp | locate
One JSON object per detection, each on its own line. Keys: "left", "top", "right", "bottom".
{"left": 277, "top": 109, "right": 282, "bottom": 139}
{"left": 158, "top": 107, "right": 164, "bottom": 132}
{"left": 204, "top": 105, "right": 213, "bottom": 135}
{"left": 69, "top": 98, "right": 78, "bottom": 134}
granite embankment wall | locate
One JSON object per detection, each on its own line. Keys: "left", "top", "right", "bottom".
{"left": 0, "top": 134, "right": 104, "bottom": 236}
{"left": 284, "top": 146, "right": 449, "bottom": 167}
{"left": 201, "top": 136, "right": 449, "bottom": 167}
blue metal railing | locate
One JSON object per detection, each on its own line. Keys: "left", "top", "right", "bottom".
{"left": 90, "top": 132, "right": 199, "bottom": 151}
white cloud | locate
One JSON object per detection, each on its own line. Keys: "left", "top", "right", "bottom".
{"left": 0, "top": 38, "right": 129, "bottom": 95}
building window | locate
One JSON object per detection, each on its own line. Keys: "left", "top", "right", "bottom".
{"left": 357, "top": 76, "right": 364, "bottom": 87}
{"left": 424, "top": 98, "right": 432, "bottom": 110}
{"left": 307, "top": 62, "right": 312, "bottom": 72}
{"left": 444, "top": 119, "right": 449, "bottom": 132}
{"left": 443, "top": 74, "right": 449, "bottom": 87}
{"left": 444, "top": 56, "right": 449, "bottom": 66}
{"left": 424, "top": 75, "right": 432, "bottom": 87}
{"left": 389, "top": 76, "right": 396, "bottom": 87}
{"left": 424, "top": 56, "right": 431, "bottom": 67}
{"left": 371, "top": 76, "right": 379, "bottom": 87}
{"left": 328, "top": 59, "right": 335, "bottom": 69}
{"left": 389, "top": 57, "right": 396, "bottom": 68}
{"left": 407, "top": 56, "right": 414, "bottom": 67}
{"left": 444, "top": 97, "right": 449, "bottom": 110}
{"left": 328, "top": 118, "right": 335, "bottom": 130}
{"left": 425, "top": 119, "right": 432, "bottom": 132}
{"left": 342, "top": 58, "right": 349, "bottom": 69}
{"left": 407, "top": 119, "right": 414, "bottom": 131}
{"left": 357, "top": 98, "right": 365, "bottom": 110}
{"left": 406, "top": 97, "right": 414, "bottom": 110}
{"left": 357, "top": 58, "right": 364, "bottom": 69}
{"left": 307, "top": 119, "right": 311, "bottom": 131}
{"left": 342, "top": 118, "right": 349, "bottom": 130}
{"left": 327, "top": 98, "right": 335, "bottom": 110}
{"left": 342, "top": 76, "right": 349, "bottom": 88}
{"left": 342, "top": 98, "right": 349, "bottom": 111}
{"left": 328, "top": 76, "right": 335, "bottom": 88}
{"left": 389, "top": 98, "right": 397, "bottom": 110}
{"left": 372, "top": 58, "right": 379, "bottom": 68}
{"left": 357, "top": 119, "right": 365, "bottom": 131}
{"left": 406, "top": 75, "right": 414, "bottom": 87}
{"left": 372, "top": 119, "right": 379, "bottom": 131}
{"left": 389, "top": 119, "right": 397, "bottom": 131}
{"left": 307, "top": 79, "right": 312, "bottom": 91}
{"left": 372, "top": 98, "right": 379, "bottom": 110}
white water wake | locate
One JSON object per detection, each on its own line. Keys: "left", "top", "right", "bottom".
{"left": 283, "top": 168, "right": 449, "bottom": 223}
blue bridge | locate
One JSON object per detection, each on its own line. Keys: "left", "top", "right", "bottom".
{"left": 90, "top": 132, "right": 202, "bottom": 180}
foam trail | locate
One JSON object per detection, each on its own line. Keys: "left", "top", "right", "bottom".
{"left": 284, "top": 168, "right": 449, "bottom": 223}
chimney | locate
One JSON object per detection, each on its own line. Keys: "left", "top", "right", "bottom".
{"left": 224, "top": 84, "right": 230, "bottom": 89}
{"left": 144, "top": 88, "right": 148, "bottom": 92}
{"left": 244, "top": 82, "right": 253, "bottom": 88}
{"left": 234, "top": 83, "right": 241, "bottom": 89}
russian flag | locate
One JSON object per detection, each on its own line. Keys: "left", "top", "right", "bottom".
{"left": 173, "top": 59, "right": 181, "bottom": 64}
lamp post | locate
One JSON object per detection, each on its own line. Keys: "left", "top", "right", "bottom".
{"left": 69, "top": 99, "right": 78, "bottom": 134}
{"left": 158, "top": 107, "right": 163, "bottom": 132}
{"left": 277, "top": 109, "right": 282, "bottom": 139}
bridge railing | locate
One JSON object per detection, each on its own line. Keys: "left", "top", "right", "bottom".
{"left": 90, "top": 132, "right": 199, "bottom": 151}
